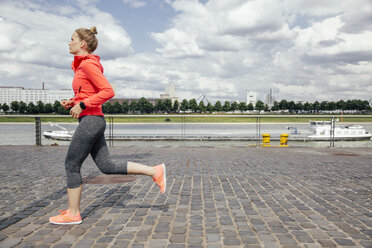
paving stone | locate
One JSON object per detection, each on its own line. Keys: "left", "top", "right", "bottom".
{"left": 0, "top": 237, "right": 22, "bottom": 248}
{"left": 333, "top": 238, "right": 356, "bottom": 246}
{"left": 360, "top": 240, "right": 372, "bottom": 248}
{"left": 148, "top": 240, "right": 168, "bottom": 248}
{"left": 206, "top": 234, "right": 220, "bottom": 242}
{"left": 170, "top": 235, "right": 186, "bottom": 243}
{"left": 223, "top": 238, "right": 241, "bottom": 246}
{"left": 188, "top": 237, "right": 203, "bottom": 244}
{"left": 167, "top": 245, "right": 186, "bottom": 248}
{"left": 75, "top": 239, "right": 94, "bottom": 247}
{"left": 318, "top": 239, "right": 337, "bottom": 247}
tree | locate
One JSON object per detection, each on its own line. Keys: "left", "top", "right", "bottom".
{"left": 303, "top": 102, "right": 312, "bottom": 112}
{"left": 278, "top": 100, "right": 288, "bottom": 110}
{"left": 288, "top": 101, "right": 296, "bottom": 112}
{"left": 173, "top": 100, "right": 179, "bottom": 113}
{"left": 1, "top": 103, "right": 9, "bottom": 113}
{"left": 337, "top": 100, "right": 346, "bottom": 110}
{"left": 121, "top": 100, "right": 129, "bottom": 114}
{"left": 103, "top": 102, "right": 113, "bottom": 114}
{"left": 328, "top": 101, "right": 337, "bottom": 111}
{"left": 223, "top": 101, "right": 231, "bottom": 112}
{"left": 230, "top": 101, "right": 239, "bottom": 111}
{"left": 313, "top": 101, "right": 321, "bottom": 112}
{"left": 264, "top": 104, "right": 269, "bottom": 112}
{"left": 295, "top": 102, "right": 303, "bottom": 112}
{"left": 206, "top": 102, "right": 214, "bottom": 112}
{"left": 163, "top": 99, "right": 172, "bottom": 113}
{"left": 247, "top": 103, "right": 254, "bottom": 111}
{"left": 189, "top": 98, "right": 198, "bottom": 112}
{"left": 44, "top": 103, "right": 53, "bottom": 113}
{"left": 180, "top": 99, "right": 189, "bottom": 112}
{"left": 53, "top": 100, "right": 61, "bottom": 113}
{"left": 238, "top": 102, "right": 246, "bottom": 111}
{"left": 112, "top": 101, "right": 122, "bottom": 113}
{"left": 26, "top": 102, "right": 37, "bottom": 114}
{"left": 154, "top": 99, "right": 164, "bottom": 112}
{"left": 129, "top": 100, "right": 138, "bottom": 113}
{"left": 18, "top": 101, "right": 27, "bottom": 114}
{"left": 137, "top": 97, "right": 153, "bottom": 114}
{"left": 36, "top": 101, "right": 45, "bottom": 113}
{"left": 137, "top": 97, "right": 148, "bottom": 114}
{"left": 320, "top": 101, "right": 328, "bottom": 111}
{"left": 271, "top": 101, "right": 279, "bottom": 111}
{"left": 198, "top": 101, "right": 206, "bottom": 113}
{"left": 255, "top": 100, "right": 265, "bottom": 111}
{"left": 10, "top": 101, "right": 19, "bottom": 113}
{"left": 214, "top": 101, "right": 222, "bottom": 112}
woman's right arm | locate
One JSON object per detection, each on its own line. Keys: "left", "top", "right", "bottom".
{"left": 61, "top": 100, "right": 74, "bottom": 109}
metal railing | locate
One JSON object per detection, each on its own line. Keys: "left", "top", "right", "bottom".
{"left": 0, "top": 114, "right": 371, "bottom": 147}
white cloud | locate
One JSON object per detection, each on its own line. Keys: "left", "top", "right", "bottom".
{"left": 0, "top": 0, "right": 132, "bottom": 89}
{"left": 123, "top": 0, "right": 146, "bottom": 8}
{"left": 147, "top": 0, "right": 372, "bottom": 102}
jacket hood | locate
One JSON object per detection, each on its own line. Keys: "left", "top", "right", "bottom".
{"left": 72, "top": 54, "right": 101, "bottom": 72}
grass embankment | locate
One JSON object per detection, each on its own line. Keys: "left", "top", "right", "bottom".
{"left": 0, "top": 114, "right": 371, "bottom": 123}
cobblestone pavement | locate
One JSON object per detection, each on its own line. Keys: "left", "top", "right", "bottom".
{"left": 0, "top": 145, "right": 371, "bottom": 248}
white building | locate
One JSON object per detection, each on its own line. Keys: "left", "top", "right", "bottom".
{"left": 246, "top": 89, "right": 257, "bottom": 105}
{"left": 160, "top": 83, "right": 179, "bottom": 105}
{"left": 0, "top": 86, "right": 73, "bottom": 106}
{"left": 265, "top": 88, "right": 275, "bottom": 107}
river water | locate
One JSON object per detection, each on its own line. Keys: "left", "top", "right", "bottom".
{"left": 1, "top": 122, "right": 372, "bottom": 147}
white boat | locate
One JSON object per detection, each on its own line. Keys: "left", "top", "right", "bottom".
{"left": 308, "top": 121, "right": 372, "bottom": 141}
{"left": 43, "top": 123, "right": 74, "bottom": 141}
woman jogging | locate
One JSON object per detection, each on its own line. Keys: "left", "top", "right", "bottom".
{"left": 49, "top": 26, "right": 166, "bottom": 225}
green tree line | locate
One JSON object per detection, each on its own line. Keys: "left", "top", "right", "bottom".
{"left": 1, "top": 98, "right": 371, "bottom": 114}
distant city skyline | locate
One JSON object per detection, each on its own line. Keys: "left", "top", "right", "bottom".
{"left": 0, "top": 0, "right": 371, "bottom": 103}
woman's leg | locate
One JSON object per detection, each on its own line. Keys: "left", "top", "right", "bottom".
{"left": 64, "top": 117, "right": 106, "bottom": 211}
{"left": 68, "top": 185, "right": 82, "bottom": 215}
{"left": 90, "top": 133, "right": 166, "bottom": 193}
{"left": 90, "top": 134, "right": 156, "bottom": 177}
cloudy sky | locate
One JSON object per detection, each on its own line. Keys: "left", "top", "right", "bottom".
{"left": 1, "top": 0, "right": 372, "bottom": 103}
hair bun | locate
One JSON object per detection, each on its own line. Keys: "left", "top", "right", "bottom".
{"left": 90, "top": 26, "right": 98, "bottom": 35}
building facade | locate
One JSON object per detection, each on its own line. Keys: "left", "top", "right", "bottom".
{"left": 160, "top": 83, "right": 179, "bottom": 105}
{"left": 265, "top": 88, "right": 275, "bottom": 107}
{"left": 246, "top": 89, "right": 257, "bottom": 105}
{"left": 0, "top": 86, "right": 73, "bottom": 106}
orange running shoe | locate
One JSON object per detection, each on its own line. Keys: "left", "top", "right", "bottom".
{"left": 153, "top": 163, "right": 166, "bottom": 194}
{"left": 49, "top": 209, "right": 82, "bottom": 225}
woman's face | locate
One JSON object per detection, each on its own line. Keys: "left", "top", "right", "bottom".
{"left": 69, "top": 32, "right": 83, "bottom": 55}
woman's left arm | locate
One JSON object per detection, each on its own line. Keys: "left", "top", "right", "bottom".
{"left": 80, "top": 62, "right": 115, "bottom": 108}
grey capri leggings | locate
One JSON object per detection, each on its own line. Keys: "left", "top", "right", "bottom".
{"left": 65, "top": 115, "right": 127, "bottom": 188}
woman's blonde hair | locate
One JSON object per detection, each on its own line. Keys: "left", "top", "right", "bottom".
{"left": 75, "top": 26, "right": 98, "bottom": 53}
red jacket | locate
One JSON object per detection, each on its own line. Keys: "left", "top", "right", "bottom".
{"left": 71, "top": 55, "right": 114, "bottom": 117}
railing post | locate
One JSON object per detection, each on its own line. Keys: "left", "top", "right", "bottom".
{"left": 330, "top": 117, "right": 335, "bottom": 147}
{"left": 256, "top": 117, "right": 261, "bottom": 147}
{"left": 108, "top": 116, "right": 114, "bottom": 147}
{"left": 182, "top": 116, "right": 185, "bottom": 147}
{"left": 35, "top": 117, "right": 41, "bottom": 146}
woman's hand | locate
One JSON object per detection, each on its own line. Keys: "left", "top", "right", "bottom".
{"left": 61, "top": 100, "right": 74, "bottom": 110}
{"left": 69, "top": 104, "right": 83, "bottom": 119}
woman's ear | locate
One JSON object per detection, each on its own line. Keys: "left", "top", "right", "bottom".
{"left": 80, "top": 40, "right": 87, "bottom": 50}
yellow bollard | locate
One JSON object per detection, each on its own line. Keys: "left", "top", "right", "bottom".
{"left": 262, "top": 133, "right": 271, "bottom": 147}
{"left": 280, "top": 133, "right": 289, "bottom": 147}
